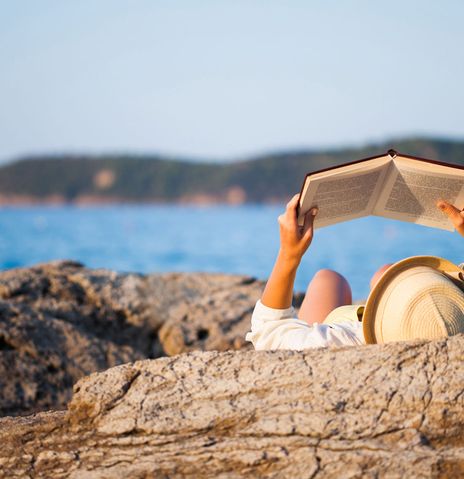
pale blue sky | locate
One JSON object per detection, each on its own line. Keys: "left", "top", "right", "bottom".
{"left": 1, "top": 1, "right": 464, "bottom": 162}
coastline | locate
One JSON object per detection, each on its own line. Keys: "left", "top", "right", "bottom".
{"left": 0, "top": 190, "right": 285, "bottom": 207}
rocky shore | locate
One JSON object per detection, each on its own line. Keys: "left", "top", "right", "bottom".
{"left": 0, "top": 261, "right": 463, "bottom": 477}
{"left": 0, "top": 260, "right": 274, "bottom": 417}
{"left": 2, "top": 337, "right": 464, "bottom": 478}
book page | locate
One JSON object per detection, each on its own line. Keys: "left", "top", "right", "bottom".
{"left": 298, "top": 163, "right": 389, "bottom": 228}
{"left": 374, "top": 159, "right": 464, "bottom": 231}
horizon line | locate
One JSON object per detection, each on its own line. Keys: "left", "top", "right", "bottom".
{"left": 2, "top": 133, "right": 464, "bottom": 166}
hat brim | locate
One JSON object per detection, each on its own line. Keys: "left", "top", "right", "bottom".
{"left": 363, "top": 255, "right": 463, "bottom": 344}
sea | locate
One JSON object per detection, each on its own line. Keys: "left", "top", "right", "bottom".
{"left": 0, "top": 204, "right": 462, "bottom": 300}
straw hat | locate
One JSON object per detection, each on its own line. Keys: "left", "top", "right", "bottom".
{"left": 363, "top": 255, "right": 464, "bottom": 344}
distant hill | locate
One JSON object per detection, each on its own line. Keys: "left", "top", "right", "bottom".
{"left": 0, "top": 137, "right": 463, "bottom": 205}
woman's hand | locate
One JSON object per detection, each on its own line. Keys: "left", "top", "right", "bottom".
{"left": 260, "top": 194, "right": 318, "bottom": 309}
{"left": 277, "top": 194, "right": 318, "bottom": 265}
{"left": 437, "top": 199, "right": 464, "bottom": 237}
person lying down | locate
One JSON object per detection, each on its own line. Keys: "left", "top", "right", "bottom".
{"left": 245, "top": 196, "right": 464, "bottom": 350}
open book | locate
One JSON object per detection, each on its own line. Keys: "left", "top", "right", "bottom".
{"left": 297, "top": 149, "right": 464, "bottom": 231}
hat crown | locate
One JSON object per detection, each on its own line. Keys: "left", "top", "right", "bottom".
{"left": 363, "top": 256, "right": 464, "bottom": 344}
{"left": 375, "top": 266, "right": 464, "bottom": 343}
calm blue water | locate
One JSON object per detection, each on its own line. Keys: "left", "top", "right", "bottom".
{"left": 0, "top": 205, "right": 462, "bottom": 299}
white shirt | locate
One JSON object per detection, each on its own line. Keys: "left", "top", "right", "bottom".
{"left": 245, "top": 299, "right": 365, "bottom": 350}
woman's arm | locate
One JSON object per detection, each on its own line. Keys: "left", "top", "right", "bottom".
{"left": 261, "top": 194, "right": 318, "bottom": 309}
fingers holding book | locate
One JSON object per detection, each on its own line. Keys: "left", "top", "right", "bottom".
{"left": 286, "top": 193, "right": 300, "bottom": 217}
{"left": 278, "top": 194, "right": 318, "bottom": 263}
{"left": 437, "top": 199, "right": 464, "bottom": 236}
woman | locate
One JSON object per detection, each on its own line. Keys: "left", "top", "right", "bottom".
{"left": 245, "top": 197, "right": 464, "bottom": 350}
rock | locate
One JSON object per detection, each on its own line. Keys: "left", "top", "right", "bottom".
{"left": 1, "top": 335, "right": 464, "bottom": 478}
{"left": 157, "top": 275, "right": 263, "bottom": 355}
{"left": 0, "top": 261, "right": 269, "bottom": 416}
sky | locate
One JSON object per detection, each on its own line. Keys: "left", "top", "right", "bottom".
{"left": 1, "top": 0, "right": 464, "bottom": 163}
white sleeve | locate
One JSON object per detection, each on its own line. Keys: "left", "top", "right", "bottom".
{"left": 245, "top": 299, "right": 363, "bottom": 350}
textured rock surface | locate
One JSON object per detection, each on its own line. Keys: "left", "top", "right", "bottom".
{"left": 0, "top": 261, "right": 272, "bottom": 416}
{"left": 157, "top": 275, "right": 264, "bottom": 355}
{"left": 1, "top": 335, "right": 464, "bottom": 478}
